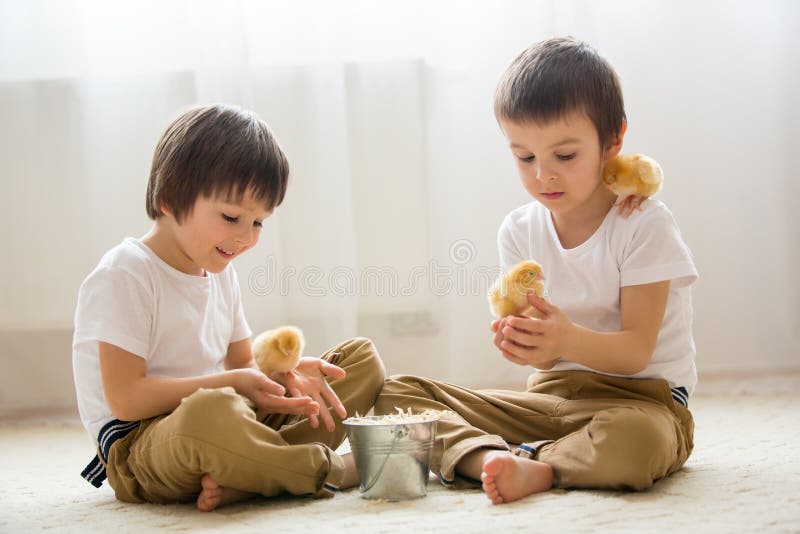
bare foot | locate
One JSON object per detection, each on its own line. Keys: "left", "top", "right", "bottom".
{"left": 480, "top": 452, "right": 553, "bottom": 505}
{"left": 196, "top": 473, "right": 255, "bottom": 512}
{"left": 340, "top": 452, "right": 360, "bottom": 489}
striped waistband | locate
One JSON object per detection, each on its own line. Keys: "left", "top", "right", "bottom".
{"left": 81, "top": 419, "right": 140, "bottom": 488}
{"left": 671, "top": 386, "right": 689, "bottom": 407}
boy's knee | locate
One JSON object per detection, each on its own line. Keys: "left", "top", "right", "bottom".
{"left": 375, "top": 374, "right": 433, "bottom": 412}
{"left": 613, "top": 407, "right": 673, "bottom": 452}
{"left": 335, "top": 337, "right": 386, "bottom": 387}
{"left": 338, "top": 337, "right": 378, "bottom": 361}
{"left": 344, "top": 336, "right": 374, "bottom": 350}
{"left": 351, "top": 337, "right": 384, "bottom": 372}
{"left": 172, "top": 387, "right": 249, "bottom": 440}
{"left": 179, "top": 386, "right": 241, "bottom": 411}
{"left": 591, "top": 406, "right": 675, "bottom": 490}
{"left": 383, "top": 374, "right": 431, "bottom": 392}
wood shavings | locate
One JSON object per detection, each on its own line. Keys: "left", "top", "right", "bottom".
{"left": 345, "top": 407, "right": 451, "bottom": 425}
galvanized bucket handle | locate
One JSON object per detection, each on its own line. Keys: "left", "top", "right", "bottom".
{"left": 360, "top": 425, "right": 409, "bottom": 493}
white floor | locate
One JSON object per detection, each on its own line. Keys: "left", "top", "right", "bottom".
{"left": 2, "top": 373, "right": 799, "bottom": 533}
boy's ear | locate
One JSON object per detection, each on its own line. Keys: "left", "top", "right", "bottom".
{"left": 159, "top": 201, "right": 174, "bottom": 218}
{"left": 603, "top": 121, "right": 627, "bottom": 161}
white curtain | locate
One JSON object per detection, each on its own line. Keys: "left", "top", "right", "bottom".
{"left": 1, "top": 0, "right": 798, "bottom": 391}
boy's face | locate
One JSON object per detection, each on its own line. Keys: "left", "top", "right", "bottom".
{"left": 500, "top": 111, "right": 621, "bottom": 218}
{"left": 160, "top": 188, "right": 272, "bottom": 276}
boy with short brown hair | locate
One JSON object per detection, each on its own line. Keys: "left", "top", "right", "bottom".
{"left": 74, "top": 104, "right": 385, "bottom": 510}
{"left": 377, "top": 37, "right": 697, "bottom": 504}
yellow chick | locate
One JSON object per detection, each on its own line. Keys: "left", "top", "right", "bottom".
{"left": 602, "top": 154, "right": 663, "bottom": 216}
{"left": 488, "top": 260, "right": 546, "bottom": 318}
{"left": 253, "top": 325, "right": 305, "bottom": 375}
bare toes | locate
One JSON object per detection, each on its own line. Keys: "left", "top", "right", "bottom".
{"left": 197, "top": 473, "right": 222, "bottom": 512}
{"left": 197, "top": 496, "right": 218, "bottom": 512}
{"left": 200, "top": 473, "right": 219, "bottom": 490}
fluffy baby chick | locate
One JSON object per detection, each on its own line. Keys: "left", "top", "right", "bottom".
{"left": 489, "top": 260, "right": 546, "bottom": 318}
{"left": 253, "top": 325, "right": 305, "bottom": 375}
{"left": 603, "top": 154, "right": 663, "bottom": 216}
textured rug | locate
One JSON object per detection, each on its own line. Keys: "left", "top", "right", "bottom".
{"left": 2, "top": 374, "right": 798, "bottom": 533}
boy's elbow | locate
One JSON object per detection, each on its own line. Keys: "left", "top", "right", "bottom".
{"left": 108, "top": 401, "right": 134, "bottom": 422}
{"left": 628, "top": 345, "right": 656, "bottom": 374}
{"left": 626, "top": 358, "right": 649, "bottom": 375}
{"left": 105, "top": 391, "right": 138, "bottom": 422}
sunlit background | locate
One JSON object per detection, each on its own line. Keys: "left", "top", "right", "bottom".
{"left": 1, "top": 0, "right": 797, "bottom": 413}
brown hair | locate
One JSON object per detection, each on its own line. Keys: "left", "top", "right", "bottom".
{"left": 494, "top": 36, "right": 626, "bottom": 149}
{"left": 146, "top": 104, "right": 289, "bottom": 222}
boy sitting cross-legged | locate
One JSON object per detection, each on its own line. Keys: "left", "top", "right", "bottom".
{"left": 73, "top": 104, "right": 385, "bottom": 511}
{"left": 376, "top": 37, "right": 697, "bottom": 504}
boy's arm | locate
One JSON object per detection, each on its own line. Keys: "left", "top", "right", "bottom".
{"left": 99, "top": 342, "right": 317, "bottom": 422}
{"left": 564, "top": 281, "right": 669, "bottom": 374}
{"left": 498, "top": 281, "right": 669, "bottom": 374}
{"left": 224, "top": 337, "right": 260, "bottom": 371}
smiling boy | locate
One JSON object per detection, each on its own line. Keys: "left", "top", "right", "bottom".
{"left": 73, "top": 104, "right": 385, "bottom": 510}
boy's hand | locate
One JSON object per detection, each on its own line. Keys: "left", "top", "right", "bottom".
{"left": 235, "top": 368, "right": 321, "bottom": 417}
{"left": 279, "top": 358, "right": 348, "bottom": 432}
{"left": 492, "top": 293, "right": 573, "bottom": 368}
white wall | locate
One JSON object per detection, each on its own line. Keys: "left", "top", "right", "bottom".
{"left": 1, "top": 0, "right": 798, "bottom": 412}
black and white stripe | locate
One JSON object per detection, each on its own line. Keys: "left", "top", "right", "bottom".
{"left": 671, "top": 386, "right": 689, "bottom": 407}
{"left": 516, "top": 443, "right": 536, "bottom": 458}
{"left": 438, "top": 472, "right": 455, "bottom": 487}
{"left": 322, "top": 482, "right": 340, "bottom": 494}
{"left": 81, "top": 419, "right": 140, "bottom": 488}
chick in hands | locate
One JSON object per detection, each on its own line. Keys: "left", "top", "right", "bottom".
{"left": 603, "top": 154, "right": 663, "bottom": 217}
{"left": 489, "top": 260, "right": 546, "bottom": 319}
{"left": 253, "top": 325, "right": 305, "bottom": 375}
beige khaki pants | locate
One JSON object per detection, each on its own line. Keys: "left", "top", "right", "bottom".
{"left": 106, "top": 337, "right": 385, "bottom": 504}
{"left": 376, "top": 370, "right": 694, "bottom": 491}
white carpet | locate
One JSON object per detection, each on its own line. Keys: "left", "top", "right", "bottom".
{"left": 2, "top": 374, "right": 799, "bottom": 533}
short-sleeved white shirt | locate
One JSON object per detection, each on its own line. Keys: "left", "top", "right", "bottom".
{"left": 498, "top": 199, "right": 698, "bottom": 394}
{"left": 72, "top": 237, "right": 252, "bottom": 443}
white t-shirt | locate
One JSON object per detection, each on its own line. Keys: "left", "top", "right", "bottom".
{"left": 72, "top": 237, "right": 252, "bottom": 443}
{"left": 497, "top": 199, "right": 698, "bottom": 394}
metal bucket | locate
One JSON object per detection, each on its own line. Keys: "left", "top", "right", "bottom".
{"left": 343, "top": 416, "right": 437, "bottom": 500}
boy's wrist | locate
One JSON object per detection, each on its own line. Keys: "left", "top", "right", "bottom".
{"left": 228, "top": 368, "right": 247, "bottom": 393}
{"left": 560, "top": 321, "right": 580, "bottom": 358}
